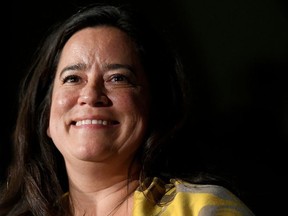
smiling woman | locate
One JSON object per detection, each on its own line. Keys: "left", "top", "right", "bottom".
{"left": 0, "top": 3, "right": 255, "bottom": 216}
{"left": 48, "top": 26, "right": 149, "bottom": 165}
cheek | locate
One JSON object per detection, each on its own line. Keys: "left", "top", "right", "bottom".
{"left": 114, "top": 91, "right": 149, "bottom": 116}
{"left": 48, "top": 90, "right": 76, "bottom": 135}
{"left": 50, "top": 91, "right": 75, "bottom": 115}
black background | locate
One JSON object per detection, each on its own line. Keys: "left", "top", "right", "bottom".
{"left": 1, "top": 0, "right": 288, "bottom": 215}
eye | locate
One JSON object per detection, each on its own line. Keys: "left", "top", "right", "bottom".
{"left": 62, "top": 75, "right": 81, "bottom": 84}
{"left": 110, "top": 74, "right": 129, "bottom": 83}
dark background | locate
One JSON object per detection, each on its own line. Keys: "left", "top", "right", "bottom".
{"left": 1, "top": 0, "right": 287, "bottom": 215}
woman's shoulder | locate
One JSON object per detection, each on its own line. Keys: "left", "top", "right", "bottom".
{"left": 134, "top": 177, "right": 255, "bottom": 216}
{"left": 172, "top": 178, "right": 241, "bottom": 200}
{"left": 138, "top": 177, "right": 243, "bottom": 199}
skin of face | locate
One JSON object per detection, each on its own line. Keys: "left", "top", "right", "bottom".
{"left": 47, "top": 26, "right": 150, "bottom": 170}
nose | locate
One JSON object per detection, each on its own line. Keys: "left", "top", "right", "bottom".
{"left": 78, "top": 82, "right": 109, "bottom": 106}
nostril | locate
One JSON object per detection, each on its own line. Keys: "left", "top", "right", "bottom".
{"left": 95, "top": 95, "right": 109, "bottom": 103}
{"left": 78, "top": 91, "right": 110, "bottom": 106}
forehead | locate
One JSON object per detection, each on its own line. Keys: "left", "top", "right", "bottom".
{"left": 59, "top": 26, "right": 140, "bottom": 65}
{"left": 65, "top": 26, "right": 135, "bottom": 52}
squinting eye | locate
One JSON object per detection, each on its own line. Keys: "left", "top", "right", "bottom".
{"left": 111, "top": 74, "right": 129, "bottom": 82}
{"left": 62, "top": 75, "right": 81, "bottom": 84}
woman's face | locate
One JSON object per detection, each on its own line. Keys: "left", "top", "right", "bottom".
{"left": 47, "top": 26, "right": 149, "bottom": 165}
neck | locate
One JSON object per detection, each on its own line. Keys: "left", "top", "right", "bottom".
{"left": 69, "top": 178, "right": 139, "bottom": 216}
{"left": 66, "top": 160, "right": 140, "bottom": 216}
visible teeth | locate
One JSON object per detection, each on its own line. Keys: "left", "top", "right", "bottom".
{"left": 75, "top": 119, "right": 109, "bottom": 126}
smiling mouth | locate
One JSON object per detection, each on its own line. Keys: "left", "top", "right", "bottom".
{"left": 73, "top": 119, "right": 119, "bottom": 126}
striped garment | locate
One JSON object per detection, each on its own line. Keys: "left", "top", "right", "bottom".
{"left": 133, "top": 177, "right": 255, "bottom": 216}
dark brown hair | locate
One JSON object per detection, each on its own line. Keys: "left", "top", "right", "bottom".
{"left": 0, "top": 3, "right": 189, "bottom": 215}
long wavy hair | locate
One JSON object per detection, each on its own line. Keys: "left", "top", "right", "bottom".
{"left": 0, "top": 3, "right": 192, "bottom": 215}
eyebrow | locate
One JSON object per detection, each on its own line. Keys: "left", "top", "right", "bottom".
{"left": 102, "top": 63, "right": 135, "bottom": 74}
{"left": 59, "top": 62, "right": 136, "bottom": 77}
{"left": 59, "top": 63, "right": 86, "bottom": 77}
